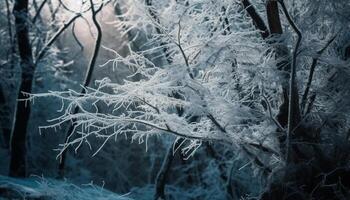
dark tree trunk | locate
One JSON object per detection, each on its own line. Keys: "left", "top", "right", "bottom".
{"left": 0, "top": 85, "right": 11, "bottom": 149}
{"left": 266, "top": 1, "right": 282, "bottom": 34}
{"left": 9, "top": 0, "right": 34, "bottom": 177}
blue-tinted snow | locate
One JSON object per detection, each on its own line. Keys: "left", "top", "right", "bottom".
{"left": 0, "top": 175, "right": 132, "bottom": 200}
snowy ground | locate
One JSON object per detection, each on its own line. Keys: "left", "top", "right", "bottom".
{"left": 0, "top": 175, "right": 132, "bottom": 200}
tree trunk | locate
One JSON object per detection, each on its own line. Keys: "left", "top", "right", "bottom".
{"left": 9, "top": 0, "right": 34, "bottom": 177}
{"left": 265, "top": 1, "right": 302, "bottom": 162}
{"left": 58, "top": 0, "right": 103, "bottom": 178}
{"left": 266, "top": 0, "right": 291, "bottom": 128}
{"left": 266, "top": 1, "right": 282, "bottom": 34}
{"left": 0, "top": 85, "right": 11, "bottom": 149}
{"left": 241, "top": 0, "right": 269, "bottom": 39}
{"left": 0, "top": 0, "right": 15, "bottom": 149}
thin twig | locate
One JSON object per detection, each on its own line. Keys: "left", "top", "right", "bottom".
{"left": 32, "top": 0, "right": 48, "bottom": 23}
{"left": 35, "top": 13, "right": 82, "bottom": 64}
{"left": 262, "top": 94, "right": 285, "bottom": 132}
{"left": 71, "top": 22, "right": 84, "bottom": 51}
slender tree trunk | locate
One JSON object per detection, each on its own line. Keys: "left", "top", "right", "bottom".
{"left": 143, "top": 2, "right": 178, "bottom": 197}
{"left": 265, "top": 1, "right": 302, "bottom": 163}
{"left": 58, "top": 1, "right": 103, "bottom": 178}
{"left": 9, "top": 0, "right": 34, "bottom": 177}
{"left": 266, "top": 0, "right": 290, "bottom": 128}
{"left": 241, "top": 0, "right": 298, "bottom": 162}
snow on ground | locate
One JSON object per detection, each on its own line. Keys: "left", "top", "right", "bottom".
{"left": 0, "top": 175, "right": 132, "bottom": 200}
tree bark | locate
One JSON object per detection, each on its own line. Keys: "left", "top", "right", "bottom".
{"left": 9, "top": 0, "right": 34, "bottom": 177}
{"left": 266, "top": 1, "right": 282, "bottom": 34}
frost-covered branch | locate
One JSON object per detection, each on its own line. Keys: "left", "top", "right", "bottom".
{"left": 33, "top": 0, "right": 304, "bottom": 172}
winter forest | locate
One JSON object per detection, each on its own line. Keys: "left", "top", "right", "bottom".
{"left": 0, "top": 0, "right": 350, "bottom": 199}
